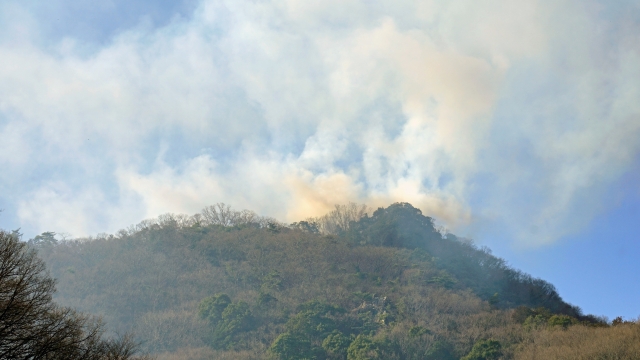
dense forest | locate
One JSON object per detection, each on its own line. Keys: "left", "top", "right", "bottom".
{"left": 0, "top": 230, "right": 149, "bottom": 360}
{"left": 26, "top": 203, "right": 640, "bottom": 359}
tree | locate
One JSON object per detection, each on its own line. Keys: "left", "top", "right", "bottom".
{"left": 198, "top": 294, "right": 254, "bottom": 349}
{"left": 348, "top": 203, "right": 440, "bottom": 248}
{"left": 212, "top": 300, "right": 253, "bottom": 349}
{"left": 461, "top": 339, "right": 502, "bottom": 360}
{"left": 547, "top": 314, "right": 576, "bottom": 329}
{"left": 0, "top": 230, "right": 147, "bottom": 360}
{"left": 289, "top": 220, "right": 320, "bottom": 234}
{"left": 424, "top": 340, "right": 456, "bottom": 360}
{"left": 314, "top": 203, "right": 369, "bottom": 235}
{"left": 27, "top": 231, "right": 58, "bottom": 248}
{"left": 269, "top": 332, "right": 314, "bottom": 360}
{"left": 282, "top": 300, "right": 348, "bottom": 343}
{"left": 346, "top": 335, "right": 395, "bottom": 360}
{"left": 198, "top": 294, "right": 232, "bottom": 325}
{"left": 322, "top": 331, "right": 350, "bottom": 359}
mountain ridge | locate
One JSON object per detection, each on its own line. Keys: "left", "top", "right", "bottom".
{"left": 30, "top": 202, "right": 637, "bottom": 359}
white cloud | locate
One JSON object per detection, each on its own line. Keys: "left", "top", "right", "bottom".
{"left": 1, "top": 0, "right": 638, "bottom": 245}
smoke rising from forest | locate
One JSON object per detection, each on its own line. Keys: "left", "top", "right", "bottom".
{"left": 0, "top": 0, "right": 639, "bottom": 245}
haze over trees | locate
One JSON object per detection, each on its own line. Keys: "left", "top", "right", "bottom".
{"left": 23, "top": 203, "right": 639, "bottom": 359}
{"left": 0, "top": 230, "right": 149, "bottom": 360}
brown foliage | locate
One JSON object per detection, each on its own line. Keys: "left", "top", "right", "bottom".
{"left": 515, "top": 322, "right": 640, "bottom": 359}
{"left": 0, "top": 230, "right": 150, "bottom": 360}
{"left": 32, "top": 204, "right": 626, "bottom": 359}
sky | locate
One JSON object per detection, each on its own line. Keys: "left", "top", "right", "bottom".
{"left": 0, "top": 0, "right": 639, "bottom": 320}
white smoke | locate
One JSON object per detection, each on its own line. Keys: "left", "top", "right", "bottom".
{"left": 1, "top": 0, "right": 638, "bottom": 245}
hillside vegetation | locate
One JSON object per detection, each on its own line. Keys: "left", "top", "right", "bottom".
{"left": 30, "top": 203, "right": 637, "bottom": 359}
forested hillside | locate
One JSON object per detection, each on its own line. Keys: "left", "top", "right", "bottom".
{"left": 31, "top": 203, "right": 639, "bottom": 359}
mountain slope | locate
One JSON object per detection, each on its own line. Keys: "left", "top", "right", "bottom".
{"left": 33, "top": 203, "right": 621, "bottom": 359}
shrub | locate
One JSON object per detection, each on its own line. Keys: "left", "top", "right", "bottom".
{"left": 461, "top": 339, "right": 502, "bottom": 360}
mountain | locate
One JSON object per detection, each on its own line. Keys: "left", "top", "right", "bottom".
{"left": 32, "top": 203, "right": 638, "bottom": 359}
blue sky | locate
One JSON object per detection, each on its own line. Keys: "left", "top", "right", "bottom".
{"left": 0, "top": 0, "right": 639, "bottom": 320}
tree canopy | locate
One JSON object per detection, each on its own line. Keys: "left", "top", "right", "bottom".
{"left": 28, "top": 202, "right": 629, "bottom": 359}
{"left": 0, "top": 230, "right": 148, "bottom": 360}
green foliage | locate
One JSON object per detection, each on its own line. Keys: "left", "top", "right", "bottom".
{"left": 523, "top": 314, "right": 548, "bottom": 330}
{"left": 269, "top": 300, "right": 354, "bottom": 359}
{"left": 353, "top": 291, "right": 374, "bottom": 302}
{"left": 269, "top": 332, "right": 314, "bottom": 360}
{"left": 408, "top": 326, "right": 430, "bottom": 337}
{"left": 211, "top": 300, "right": 253, "bottom": 349}
{"left": 32, "top": 202, "right": 606, "bottom": 358}
{"left": 461, "top": 339, "right": 503, "bottom": 360}
{"left": 290, "top": 220, "right": 320, "bottom": 234}
{"left": 548, "top": 314, "right": 576, "bottom": 329}
{"left": 512, "top": 306, "right": 536, "bottom": 324}
{"left": 322, "top": 331, "right": 351, "bottom": 359}
{"left": 348, "top": 203, "right": 582, "bottom": 317}
{"left": 346, "top": 335, "right": 382, "bottom": 360}
{"left": 222, "top": 301, "right": 252, "bottom": 330}
{"left": 257, "top": 292, "right": 278, "bottom": 306}
{"left": 285, "top": 301, "right": 342, "bottom": 339}
{"left": 262, "top": 270, "right": 284, "bottom": 291}
{"left": 198, "top": 293, "right": 231, "bottom": 324}
{"left": 427, "top": 273, "right": 457, "bottom": 289}
{"left": 348, "top": 203, "right": 440, "bottom": 248}
{"left": 351, "top": 310, "right": 381, "bottom": 335}
{"left": 198, "top": 294, "right": 254, "bottom": 349}
{"left": 27, "top": 231, "right": 58, "bottom": 248}
{"left": 424, "top": 340, "right": 456, "bottom": 360}
{"left": 519, "top": 307, "right": 577, "bottom": 330}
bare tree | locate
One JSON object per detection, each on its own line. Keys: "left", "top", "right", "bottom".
{"left": 0, "top": 231, "right": 150, "bottom": 360}
{"left": 201, "top": 203, "right": 239, "bottom": 226}
{"left": 315, "top": 203, "right": 370, "bottom": 235}
{"left": 200, "top": 203, "right": 263, "bottom": 227}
